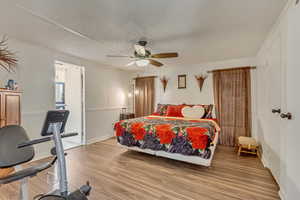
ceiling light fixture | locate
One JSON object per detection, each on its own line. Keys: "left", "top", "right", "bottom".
{"left": 135, "top": 59, "right": 150, "bottom": 67}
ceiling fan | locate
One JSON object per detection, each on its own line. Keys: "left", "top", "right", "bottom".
{"left": 107, "top": 40, "right": 178, "bottom": 67}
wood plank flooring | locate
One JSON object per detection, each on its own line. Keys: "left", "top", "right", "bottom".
{"left": 0, "top": 138, "right": 279, "bottom": 200}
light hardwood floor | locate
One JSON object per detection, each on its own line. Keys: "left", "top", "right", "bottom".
{"left": 0, "top": 138, "right": 279, "bottom": 200}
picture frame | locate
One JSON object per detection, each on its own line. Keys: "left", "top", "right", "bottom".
{"left": 178, "top": 74, "right": 187, "bottom": 89}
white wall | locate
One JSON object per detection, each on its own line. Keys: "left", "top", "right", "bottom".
{"left": 85, "top": 63, "right": 132, "bottom": 144}
{"left": 136, "top": 58, "right": 256, "bottom": 105}
{"left": 0, "top": 36, "right": 132, "bottom": 159}
{"left": 134, "top": 57, "right": 258, "bottom": 136}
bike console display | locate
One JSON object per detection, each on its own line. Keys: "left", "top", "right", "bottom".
{"left": 41, "top": 110, "right": 69, "bottom": 136}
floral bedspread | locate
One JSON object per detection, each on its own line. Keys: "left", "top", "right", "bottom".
{"left": 114, "top": 116, "right": 220, "bottom": 159}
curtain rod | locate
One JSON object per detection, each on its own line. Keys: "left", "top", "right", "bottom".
{"left": 133, "top": 76, "right": 157, "bottom": 80}
{"left": 207, "top": 66, "right": 257, "bottom": 74}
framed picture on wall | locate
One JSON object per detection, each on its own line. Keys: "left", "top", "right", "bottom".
{"left": 178, "top": 74, "right": 187, "bottom": 89}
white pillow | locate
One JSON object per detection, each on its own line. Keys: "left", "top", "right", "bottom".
{"left": 181, "top": 106, "right": 205, "bottom": 119}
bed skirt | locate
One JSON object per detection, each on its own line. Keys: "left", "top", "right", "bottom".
{"left": 117, "top": 131, "right": 219, "bottom": 167}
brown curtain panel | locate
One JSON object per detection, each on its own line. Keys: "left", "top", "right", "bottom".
{"left": 213, "top": 68, "right": 252, "bottom": 146}
{"left": 135, "top": 77, "right": 155, "bottom": 117}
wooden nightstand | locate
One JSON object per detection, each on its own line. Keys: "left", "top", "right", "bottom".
{"left": 119, "top": 113, "right": 135, "bottom": 121}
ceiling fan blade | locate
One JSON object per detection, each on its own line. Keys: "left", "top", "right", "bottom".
{"left": 149, "top": 59, "right": 163, "bottom": 67}
{"left": 106, "top": 55, "right": 132, "bottom": 58}
{"left": 151, "top": 52, "right": 178, "bottom": 58}
{"left": 126, "top": 61, "right": 136, "bottom": 66}
{"left": 134, "top": 44, "right": 146, "bottom": 56}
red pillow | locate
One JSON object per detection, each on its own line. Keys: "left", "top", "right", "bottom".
{"left": 151, "top": 112, "right": 161, "bottom": 116}
{"left": 166, "top": 105, "right": 186, "bottom": 117}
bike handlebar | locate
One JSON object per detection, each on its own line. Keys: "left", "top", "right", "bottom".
{"left": 17, "top": 132, "right": 79, "bottom": 148}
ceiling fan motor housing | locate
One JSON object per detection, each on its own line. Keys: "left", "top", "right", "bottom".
{"left": 134, "top": 49, "right": 151, "bottom": 58}
{"left": 107, "top": 39, "right": 178, "bottom": 67}
{"left": 138, "top": 40, "right": 147, "bottom": 46}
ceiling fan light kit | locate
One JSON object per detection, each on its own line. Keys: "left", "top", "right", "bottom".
{"left": 136, "top": 59, "right": 150, "bottom": 67}
{"left": 107, "top": 40, "right": 179, "bottom": 68}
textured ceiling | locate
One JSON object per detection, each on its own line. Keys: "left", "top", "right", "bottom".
{"left": 0, "top": 0, "right": 287, "bottom": 69}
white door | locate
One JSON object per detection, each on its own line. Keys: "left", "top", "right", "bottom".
{"left": 285, "top": 3, "right": 300, "bottom": 199}
{"left": 264, "top": 34, "right": 285, "bottom": 184}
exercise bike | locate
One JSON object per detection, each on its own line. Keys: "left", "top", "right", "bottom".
{"left": 0, "top": 110, "right": 91, "bottom": 200}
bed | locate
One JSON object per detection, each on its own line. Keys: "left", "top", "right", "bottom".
{"left": 114, "top": 114, "right": 220, "bottom": 167}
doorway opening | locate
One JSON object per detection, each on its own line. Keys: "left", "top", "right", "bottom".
{"left": 55, "top": 61, "right": 85, "bottom": 149}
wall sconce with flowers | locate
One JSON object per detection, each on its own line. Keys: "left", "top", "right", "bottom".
{"left": 160, "top": 76, "right": 169, "bottom": 93}
{"left": 0, "top": 36, "right": 17, "bottom": 72}
{"left": 195, "top": 74, "right": 207, "bottom": 92}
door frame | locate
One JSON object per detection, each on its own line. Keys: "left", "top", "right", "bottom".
{"left": 54, "top": 60, "right": 86, "bottom": 146}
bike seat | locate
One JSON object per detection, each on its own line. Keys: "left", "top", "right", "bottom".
{"left": 0, "top": 125, "right": 34, "bottom": 168}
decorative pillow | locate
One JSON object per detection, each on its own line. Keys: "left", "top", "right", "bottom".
{"left": 203, "top": 104, "right": 214, "bottom": 118}
{"left": 166, "top": 105, "right": 185, "bottom": 117}
{"left": 182, "top": 106, "right": 206, "bottom": 119}
{"left": 151, "top": 112, "right": 161, "bottom": 116}
{"left": 192, "top": 104, "right": 213, "bottom": 118}
{"left": 155, "top": 104, "right": 170, "bottom": 116}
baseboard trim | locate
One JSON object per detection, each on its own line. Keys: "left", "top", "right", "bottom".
{"left": 261, "top": 154, "right": 269, "bottom": 168}
{"left": 279, "top": 189, "right": 287, "bottom": 200}
{"left": 260, "top": 154, "right": 285, "bottom": 200}
{"left": 87, "top": 134, "right": 113, "bottom": 145}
